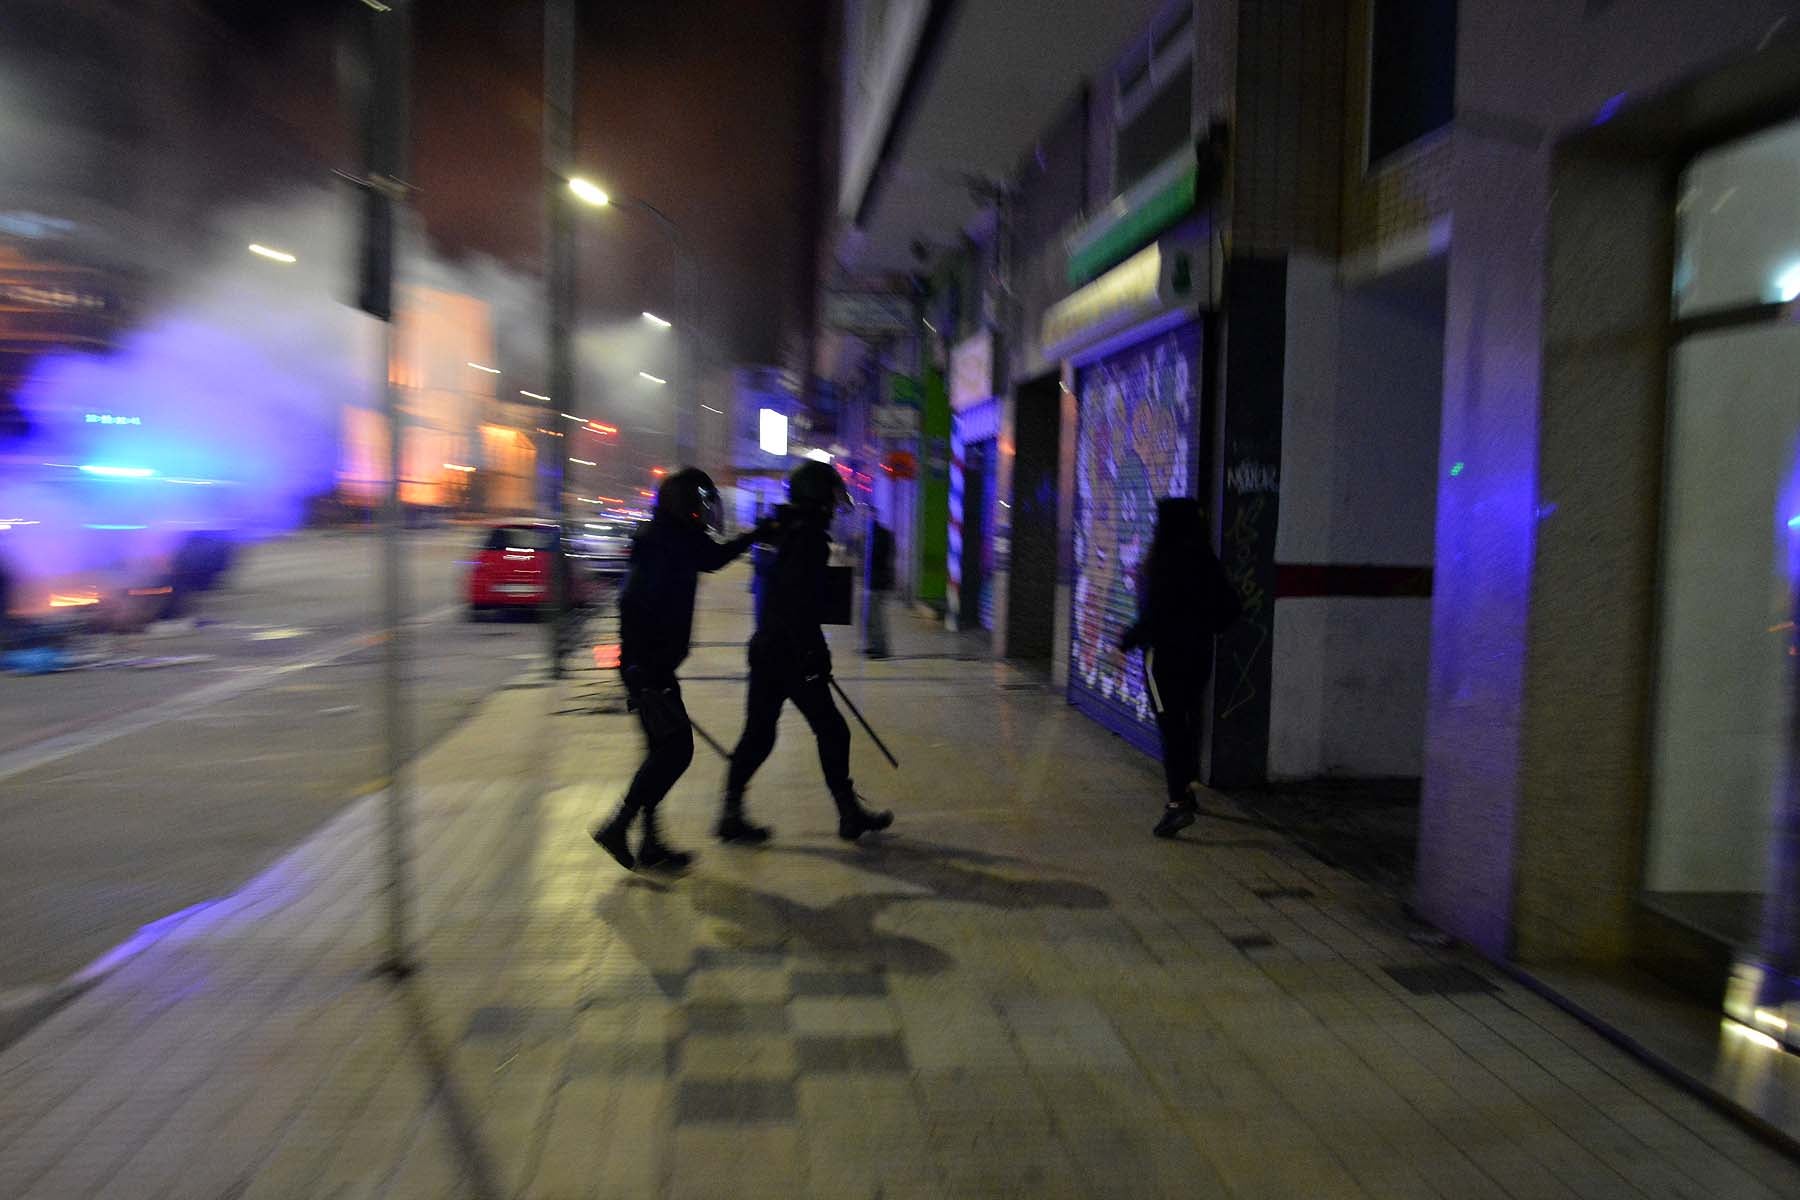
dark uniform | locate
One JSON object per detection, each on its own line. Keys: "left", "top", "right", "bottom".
{"left": 1121, "top": 497, "right": 1240, "bottom": 838}
{"left": 594, "top": 469, "right": 764, "bottom": 871}
{"left": 717, "top": 461, "right": 893, "bottom": 844}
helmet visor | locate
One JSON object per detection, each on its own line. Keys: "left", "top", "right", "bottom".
{"left": 697, "top": 483, "right": 723, "bottom": 532}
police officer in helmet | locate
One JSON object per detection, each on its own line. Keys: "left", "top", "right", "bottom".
{"left": 594, "top": 468, "right": 772, "bottom": 871}
{"left": 717, "top": 459, "right": 894, "bottom": 844}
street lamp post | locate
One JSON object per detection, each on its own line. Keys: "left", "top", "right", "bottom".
{"left": 543, "top": 0, "right": 576, "bottom": 677}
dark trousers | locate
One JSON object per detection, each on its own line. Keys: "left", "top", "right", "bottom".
{"left": 724, "top": 650, "right": 853, "bottom": 803}
{"left": 1146, "top": 648, "right": 1203, "bottom": 808}
{"left": 622, "top": 681, "right": 695, "bottom": 814}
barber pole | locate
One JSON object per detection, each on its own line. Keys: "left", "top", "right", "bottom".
{"left": 946, "top": 418, "right": 964, "bottom": 632}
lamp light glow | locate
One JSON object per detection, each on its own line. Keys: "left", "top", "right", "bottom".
{"left": 569, "top": 178, "right": 611, "bottom": 207}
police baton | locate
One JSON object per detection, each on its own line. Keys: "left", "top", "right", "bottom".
{"left": 828, "top": 677, "right": 900, "bottom": 769}
{"left": 689, "top": 714, "right": 731, "bottom": 762}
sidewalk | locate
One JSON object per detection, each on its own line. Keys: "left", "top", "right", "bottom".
{"left": 2, "top": 565, "right": 1797, "bottom": 1199}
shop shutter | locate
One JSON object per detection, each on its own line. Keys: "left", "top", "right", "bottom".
{"left": 979, "top": 449, "right": 999, "bottom": 631}
{"left": 1068, "top": 320, "right": 1203, "bottom": 756}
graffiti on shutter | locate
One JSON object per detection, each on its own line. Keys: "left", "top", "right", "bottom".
{"left": 1069, "top": 320, "right": 1203, "bottom": 754}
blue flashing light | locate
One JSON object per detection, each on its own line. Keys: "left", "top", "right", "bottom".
{"left": 1450, "top": 461, "right": 1465, "bottom": 477}
{"left": 1593, "top": 92, "right": 1628, "bottom": 125}
{"left": 78, "top": 465, "right": 155, "bottom": 478}
{"left": 84, "top": 523, "right": 148, "bottom": 530}
{"left": 1786, "top": 514, "right": 1800, "bottom": 530}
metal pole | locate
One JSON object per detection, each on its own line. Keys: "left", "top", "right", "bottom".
{"left": 358, "top": 0, "right": 414, "bottom": 978}
{"left": 544, "top": 0, "right": 576, "bottom": 675}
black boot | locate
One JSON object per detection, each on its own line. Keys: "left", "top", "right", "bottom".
{"left": 591, "top": 805, "right": 637, "bottom": 870}
{"left": 636, "top": 811, "right": 693, "bottom": 872}
{"left": 1152, "top": 800, "right": 1197, "bottom": 839}
{"left": 715, "top": 797, "right": 773, "bottom": 845}
{"left": 834, "top": 790, "right": 893, "bottom": 841}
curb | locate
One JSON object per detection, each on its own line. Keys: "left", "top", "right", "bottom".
{"left": 0, "top": 662, "right": 548, "bottom": 1058}
{"left": 0, "top": 898, "right": 221, "bottom": 1055}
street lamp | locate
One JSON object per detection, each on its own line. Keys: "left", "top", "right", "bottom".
{"left": 642, "top": 311, "right": 672, "bottom": 329}
{"left": 248, "top": 243, "right": 297, "bottom": 264}
{"left": 568, "top": 177, "right": 610, "bottom": 207}
{"left": 638, "top": 371, "right": 666, "bottom": 385}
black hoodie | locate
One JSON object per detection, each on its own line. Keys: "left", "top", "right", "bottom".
{"left": 619, "top": 517, "right": 757, "bottom": 681}
{"left": 1122, "top": 498, "right": 1240, "bottom": 680}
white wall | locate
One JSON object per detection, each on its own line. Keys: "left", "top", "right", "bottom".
{"left": 1269, "top": 255, "right": 1445, "bottom": 779}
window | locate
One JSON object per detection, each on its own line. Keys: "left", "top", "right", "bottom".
{"left": 1118, "top": 62, "right": 1195, "bottom": 192}
{"left": 485, "top": 526, "right": 556, "bottom": 551}
{"left": 1114, "top": 5, "right": 1195, "bottom": 194}
{"left": 1674, "top": 121, "right": 1800, "bottom": 317}
{"left": 1367, "top": 0, "right": 1457, "bottom": 165}
{"left": 1647, "top": 113, "right": 1800, "bottom": 951}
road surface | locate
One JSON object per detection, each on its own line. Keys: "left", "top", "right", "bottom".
{"left": 0, "top": 528, "right": 574, "bottom": 989}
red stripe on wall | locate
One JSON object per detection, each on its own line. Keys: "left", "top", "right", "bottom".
{"left": 1274, "top": 564, "right": 1433, "bottom": 599}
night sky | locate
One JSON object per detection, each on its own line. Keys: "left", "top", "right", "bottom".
{"left": 209, "top": 0, "right": 829, "bottom": 367}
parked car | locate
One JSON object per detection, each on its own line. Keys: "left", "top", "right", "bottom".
{"left": 466, "top": 521, "right": 601, "bottom": 619}
{"left": 567, "top": 519, "right": 636, "bottom": 576}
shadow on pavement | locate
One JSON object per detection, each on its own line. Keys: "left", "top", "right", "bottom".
{"left": 772, "top": 839, "right": 1111, "bottom": 913}
{"left": 397, "top": 973, "right": 506, "bottom": 1199}
{"left": 607, "top": 840, "right": 1117, "bottom": 977}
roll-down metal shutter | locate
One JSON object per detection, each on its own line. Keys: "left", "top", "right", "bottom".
{"left": 1068, "top": 320, "right": 1203, "bottom": 755}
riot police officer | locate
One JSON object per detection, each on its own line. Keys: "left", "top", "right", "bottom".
{"left": 716, "top": 459, "right": 893, "bottom": 844}
{"left": 594, "top": 468, "right": 770, "bottom": 871}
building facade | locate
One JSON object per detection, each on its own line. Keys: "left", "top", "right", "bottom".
{"left": 820, "top": 0, "right": 1800, "bottom": 1112}
{"left": 824, "top": 0, "right": 1445, "bottom": 783}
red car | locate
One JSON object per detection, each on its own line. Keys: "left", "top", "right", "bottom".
{"left": 467, "top": 521, "right": 596, "bottom": 618}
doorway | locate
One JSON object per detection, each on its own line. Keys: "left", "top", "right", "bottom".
{"left": 1006, "top": 373, "right": 1062, "bottom": 663}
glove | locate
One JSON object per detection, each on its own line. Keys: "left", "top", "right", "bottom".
{"left": 800, "top": 644, "right": 832, "bottom": 683}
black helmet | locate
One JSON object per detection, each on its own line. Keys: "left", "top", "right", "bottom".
{"left": 655, "top": 467, "right": 722, "bottom": 531}
{"left": 787, "top": 459, "right": 849, "bottom": 521}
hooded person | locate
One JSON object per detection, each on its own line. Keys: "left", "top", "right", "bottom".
{"left": 1121, "top": 497, "right": 1241, "bottom": 838}
{"left": 716, "top": 459, "right": 893, "bottom": 844}
{"left": 593, "top": 468, "right": 773, "bottom": 871}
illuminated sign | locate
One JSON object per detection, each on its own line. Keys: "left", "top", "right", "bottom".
{"left": 1040, "top": 241, "right": 1200, "bottom": 360}
{"left": 950, "top": 332, "right": 994, "bottom": 411}
{"left": 759, "top": 409, "right": 789, "bottom": 456}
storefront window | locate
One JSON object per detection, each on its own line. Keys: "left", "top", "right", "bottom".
{"left": 1675, "top": 121, "right": 1800, "bottom": 317}
{"left": 1646, "top": 321, "right": 1800, "bottom": 946}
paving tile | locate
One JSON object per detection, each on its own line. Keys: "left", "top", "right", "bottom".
{"left": 674, "top": 1079, "right": 799, "bottom": 1124}
{"left": 565, "top": 1038, "right": 677, "bottom": 1077}
{"left": 788, "top": 997, "right": 899, "bottom": 1037}
{"left": 681, "top": 1002, "right": 790, "bottom": 1035}
{"left": 679, "top": 1033, "right": 797, "bottom": 1078}
{"left": 685, "top": 966, "right": 791, "bottom": 1005}
{"left": 668, "top": 1127, "right": 803, "bottom": 1200}
{"left": 794, "top": 1034, "right": 910, "bottom": 1073}
{"left": 789, "top": 970, "right": 888, "bottom": 997}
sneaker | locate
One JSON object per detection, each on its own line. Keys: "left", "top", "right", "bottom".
{"left": 715, "top": 811, "right": 773, "bottom": 845}
{"left": 636, "top": 834, "right": 694, "bottom": 872}
{"left": 1152, "top": 802, "right": 1197, "bottom": 839}
{"left": 835, "top": 794, "right": 894, "bottom": 841}
{"left": 592, "top": 812, "right": 636, "bottom": 870}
